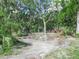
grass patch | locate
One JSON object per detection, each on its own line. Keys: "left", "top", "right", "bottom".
{"left": 44, "top": 40, "right": 79, "bottom": 59}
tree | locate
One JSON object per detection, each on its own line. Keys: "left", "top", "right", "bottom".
{"left": 16, "top": 0, "right": 62, "bottom": 40}
{"left": 76, "top": 0, "right": 79, "bottom": 33}
{"left": 77, "top": 11, "right": 79, "bottom": 33}
{"left": 0, "top": 0, "right": 20, "bottom": 53}
{"left": 56, "top": 0, "right": 79, "bottom": 35}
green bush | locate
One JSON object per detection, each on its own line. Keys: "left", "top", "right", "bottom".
{"left": 2, "top": 36, "right": 13, "bottom": 53}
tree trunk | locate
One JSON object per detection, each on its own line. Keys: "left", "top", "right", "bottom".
{"left": 76, "top": 11, "right": 79, "bottom": 33}
{"left": 43, "top": 18, "right": 47, "bottom": 41}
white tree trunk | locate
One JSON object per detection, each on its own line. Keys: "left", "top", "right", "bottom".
{"left": 76, "top": 11, "right": 79, "bottom": 33}
{"left": 43, "top": 18, "right": 47, "bottom": 41}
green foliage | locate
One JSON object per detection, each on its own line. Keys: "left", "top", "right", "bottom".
{"left": 0, "top": 0, "right": 79, "bottom": 54}
{"left": 0, "top": 10, "right": 4, "bottom": 16}
{"left": 72, "top": 47, "right": 79, "bottom": 59}
{"left": 55, "top": 0, "right": 79, "bottom": 35}
{"left": 75, "top": 33, "right": 79, "bottom": 38}
{"left": 0, "top": 0, "right": 20, "bottom": 54}
{"left": 2, "top": 36, "right": 13, "bottom": 53}
{"left": 16, "top": 0, "right": 79, "bottom": 35}
{"left": 22, "top": 0, "right": 36, "bottom": 8}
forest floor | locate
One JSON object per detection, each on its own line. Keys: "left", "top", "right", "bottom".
{"left": 0, "top": 32, "right": 78, "bottom": 59}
